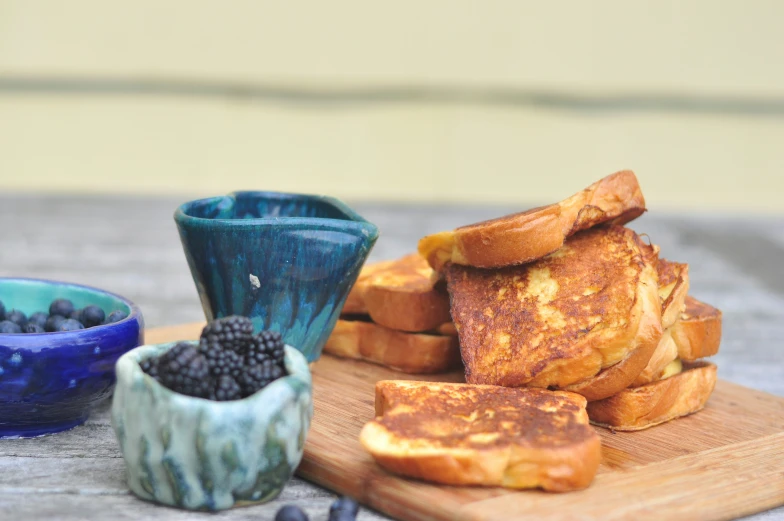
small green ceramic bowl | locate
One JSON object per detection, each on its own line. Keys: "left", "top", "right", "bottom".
{"left": 110, "top": 341, "right": 313, "bottom": 511}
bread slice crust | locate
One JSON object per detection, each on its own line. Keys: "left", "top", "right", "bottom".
{"left": 343, "top": 254, "right": 451, "bottom": 332}
{"left": 629, "top": 259, "right": 691, "bottom": 387}
{"left": 342, "top": 259, "right": 396, "bottom": 314}
{"left": 360, "top": 381, "right": 601, "bottom": 492}
{"left": 324, "top": 318, "right": 460, "bottom": 374}
{"left": 672, "top": 296, "right": 723, "bottom": 361}
{"left": 586, "top": 361, "right": 717, "bottom": 431}
{"left": 445, "top": 225, "right": 662, "bottom": 389}
{"left": 565, "top": 257, "right": 687, "bottom": 398}
{"left": 657, "top": 259, "right": 690, "bottom": 330}
{"left": 418, "top": 170, "right": 646, "bottom": 270}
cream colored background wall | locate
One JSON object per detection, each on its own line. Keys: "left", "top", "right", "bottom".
{"left": 1, "top": 1, "right": 782, "bottom": 213}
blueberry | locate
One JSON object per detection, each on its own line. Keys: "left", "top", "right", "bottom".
{"left": 104, "top": 309, "right": 128, "bottom": 324}
{"left": 28, "top": 312, "right": 49, "bottom": 329}
{"left": 328, "top": 511, "right": 357, "bottom": 521}
{"left": 80, "top": 305, "right": 105, "bottom": 328}
{"left": 49, "top": 299, "right": 75, "bottom": 318}
{"left": 45, "top": 315, "right": 66, "bottom": 332}
{"left": 275, "top": 505, "right": 309, "bottom": 521}
{"left": 0, "top": 300, "right": 5, "bottom": 320}
{"left": 58, "top": 319, "right": 84, "bottom": 331}
{"left": 24, "top": 323, "right": 45, "bottom": 333}
{"left": 70, "top": 309, "right": 83, "bottom": 320}
{"left": 329, "top": 496, "right": 359, "bottom": 519}
{"left": 6, "top": 310, "right": 28, "bottom": 328}
{"left": 0, "top": 321, "right": 22, "bottom": 334}
{"left": 330, "top": 496, "right": 359, "bottom": 515}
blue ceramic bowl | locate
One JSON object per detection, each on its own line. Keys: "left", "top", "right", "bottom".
{"left": 0, "top": 277, "right": 144, "bottom": 438}
{"left": 174, "top": 191, "right": 378, "bottom": 362}
{"left": 111, "top": 341, "right": 313, "bottom": 511}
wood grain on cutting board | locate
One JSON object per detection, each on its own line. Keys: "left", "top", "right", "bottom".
{"left": 148, "top": 323, "right": 784, "bottom": 521}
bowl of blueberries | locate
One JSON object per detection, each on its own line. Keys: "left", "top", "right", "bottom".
{"left": 111, "top": 316, "right": 313, "bottom": 511}
{"left": 0, "top": 277, "right": 144, "bottom": 438}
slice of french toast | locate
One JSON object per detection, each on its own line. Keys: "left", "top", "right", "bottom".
{"left": 563, "top": 258, "right": 687, "bottom": 399}
{"left": 586, "top": 361, "right": 717, "bottom": 431}
{"left": 629, "top": 259, "right": 690, "bottom": 387}
{"left": 323, "top": 317, "right": 461, "bottom": 374}
{"left": 418, "top": 170, "right": 646, "bottom": 270}
{"left": 360, "top": 381, "right": 601, "bottom": 491}
{"left": 672, "top": 296, "right": 723, "bottom": 361}
{"left": 445, "top": 225, "right": 662, "bottom": 390}
{"left": 658, "top": 259, "right": 690, "bottom": 330}
{"left": 632, "top": 294, "right": 721, "bottom": 387}
{"left": 342, "top": 258, "right": 396, "bottom": 314}
{"left": 342, "top": 254, "right": 451, "bottom": 332}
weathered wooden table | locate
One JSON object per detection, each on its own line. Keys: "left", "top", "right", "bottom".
{"left": 0, "top": 195, "right": 782, "bottom": 520}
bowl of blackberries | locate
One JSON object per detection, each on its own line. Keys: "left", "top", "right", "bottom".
{"left": 111, "top": 316, "right": 313, "bottom": 511}
{"left": 0, "top": 277, "right": 143, "bottom": 438}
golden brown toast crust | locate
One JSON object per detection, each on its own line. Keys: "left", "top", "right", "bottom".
{"left": 631, "top": 329, "right": 680, "bottom": 387}
{"left": 586, "top": 361, "right": 717, "bottom": 431}
{"left": 361, "top": 381, "right": 601, "bottom": 491}
{"left": 363, "top": 254, "right": 451, "bottom": 332}
{"left": 628, "top": 259, "right": 691, "bottom": 387}
{"left": 343, "top": 254, "right": 451, "bottom": 332}
{"left": 445, "top": 225, "right": 662, "bottom": 389}
{"left": 658, "top": 259, "right": 690, "bottom": 329}
{"left": 563, "top": 321, "right": 660, "bottom": 401}
{"left": 418, "top": 170, "right": 646, "bottom": 270}
{"left": 566, "top": 257, "right": 690, "bottom": 397}
{"left": 342, "top": 259, "right": 396, "bottom": 314}
{"left": 671, "top": 296, "right": 723, "bottom": 361}
{"left": 324, "top": 318, "right": 461, "bottom": 374}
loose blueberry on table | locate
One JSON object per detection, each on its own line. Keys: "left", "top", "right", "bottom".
{"left": 140, "top": 316, "right": 289, "bottom": 400}
{"left": 330, "top": 496, "right": 361, "bottom": 521}
{"left": 274, "top": 496, "right": 361, "bottom": 521}
{"left": 0, "top": 298, "right": 129, "bottom": 334}
{"left": 275, "top": 505, "right": 309, "bottom": 521}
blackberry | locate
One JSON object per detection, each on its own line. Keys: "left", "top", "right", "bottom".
{"left": 24, "top": 323, "right": 45, "bottom": 333}
{"left": 199, "top": 315, "right": 254, "bottom": 354}
{"left": 0, "top": 300, "right": 5, "bottom": 320}
{"left": 49, "top": 299, "right": 75, "bottom": 318}
{"left": 275, "top": 505, "right": 309, "bottom": 521}
{"left": 246, "top": 330, "right": 285, "bottom": 366}
{"left": 212, "top": 375, "right": 242, "bottom": 401}
{"left": 80, "top": 305, "right": 105, "bottom": 328}
{"left": 105, "top": 309, "right": 128, "bottom": 324}
{"left": 157, "top": 342, "right": 212, "bottom": 398}
{"left": 200, "top": 339, "right": 244, "bottom": 377}
{"left": 58, "top": 319, "right": 84, "bottom": 331}
{"left": 140, "top": 357, "right": 159, "bottom": 379}
{"left": 45, "top": 315, "right": 66, "bottom": 332}
{"left": 237, "top": 360, "right": 285, "bottom": 397}
{"left": 28, "top": 312, "right": 49, "bottom": 329}
{"left": 6, "top": 310, "right": 28, "bottom": 328}
{"left": 0, "top": 321, "right": 22, "bottom": 334}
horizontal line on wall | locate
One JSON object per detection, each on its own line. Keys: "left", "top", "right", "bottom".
{"left": 1, "top": 75, "right": 784, "bottom": 117}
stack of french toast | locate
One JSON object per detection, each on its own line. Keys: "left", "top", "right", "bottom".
{"left": 327, "top": 171, "right": 722, "bottom": 492}
{"left": 325, "top": 253, "right": 461, "bottom": 374}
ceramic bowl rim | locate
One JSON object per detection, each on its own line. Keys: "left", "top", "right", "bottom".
{"left": 0, "top": 276, "right": 143, "bottom": 338}
{"left": 117, "top": 340, "right": 312, "bottom": 407}
{"left": 173, "top": 190, "right": 378, "bottom": 237}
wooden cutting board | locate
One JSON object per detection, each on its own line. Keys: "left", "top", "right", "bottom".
{"left": 147, "top": 324, "right": 784, "bottom": 521}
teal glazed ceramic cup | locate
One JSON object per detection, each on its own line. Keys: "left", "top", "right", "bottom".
{"left": 111, "top": 341, "right": 313, "bottom": 511}
{"left": 174, "top": 191, "right": 378, "bottom": 362}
